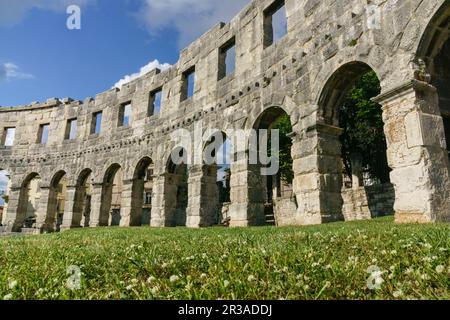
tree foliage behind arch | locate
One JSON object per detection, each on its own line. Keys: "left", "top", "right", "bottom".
{"left": 339, "top": 71, "right": 390, "bottom": 183}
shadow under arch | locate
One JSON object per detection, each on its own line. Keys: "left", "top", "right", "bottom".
{"left": 71, "top": 168, "right": 93, "bottom": 228}
{"left": 130, "top": 157, "right": 154, "bottom": 226}
{"left": 317, "top": 61, "right": 394, "bottom": 221}
{"left": 165, "top": 147, "right": 188, "bottom": 227}
{"left": 13, "top": 172, "right": 41, "bottom": 231}
{"left": 44, "top": 170, "right": 68, "bottom": 232}
{"left": 251, "top": 106, "right": 295, "bottom": 226}
{"left": 99, "top": 163, "right": 123, "bottom": 226}
{"left": 416, "top": 1, "right": 450, "bottom": 160}
{"left": 201, "top": 130, "right": 231, "bottom": 226}
{"left": 0, "top": 169, "right": 10, "bottom": 226}
{"left": 318, "top": 61, "right": 373, "bottom": 126}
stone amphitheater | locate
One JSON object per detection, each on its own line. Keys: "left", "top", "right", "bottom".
{"left": 0, "top": 0, "right": 449, "bottom": 234}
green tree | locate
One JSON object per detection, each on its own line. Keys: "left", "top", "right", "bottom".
{"left": 267, "top": 71, "right": 388, "bottom": 187}
{"left": 339, "top": 71, "right": 390, "bottom": 183}
{"left": 272, "top": 114, "right": 294, "bottom": 184}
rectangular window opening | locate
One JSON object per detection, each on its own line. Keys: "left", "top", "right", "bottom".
{"left": 149, "top": 88, "right": 163, "bottom": 116}
{"left": 91, "top": 111, "right": 103, "bottom": 135}
{"left": 144, "top": 192, "right": 152, "bottom": 205}
{"left": 119, "top": 103, "right": 132, "bottom": 127}
{"left": 38, "top": 124, "right": 50, "bottom": 144}
{"left": 218, "top": 38, "right": 236, "bottom": 80}
{"left": 3, "top": 127, "right": 15, "bottom": 147}
{"left": 181, "top": 67, "right": 195, "bottom": 101}
{"left": 264, "top": 0, "right": 287, "bottom": 48}
{"left": 65, "top": 118, "right": 78, "bottom": 140}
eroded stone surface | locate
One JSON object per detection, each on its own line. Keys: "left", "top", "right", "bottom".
{"left": 1, "top": 0, "right": 450, "bottom": 232}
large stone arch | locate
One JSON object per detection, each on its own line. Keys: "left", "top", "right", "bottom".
{"left": 226, "top": 104, "right": 298, "bottom": 227}
{"left": 186, "top": 130, "right": 231, "bottom": 227}
{"left": 416, "top": 1, "right": 450, "bottom": 158}
{"left": 164, "top": 147, "right": 189, "bottom": 227}
{"left": 370, "top": 1, "right": 450, "bottom": 223}
{"left": 252, "top": 106, "right": 296, "bottom": 226}
{"left": 316, "top": 62, "right": 394, "bottom": 221}
{"left": 8, "top": 172, "right": 41, "bottom": 232}
{"left": 3, "top": 0, "right": 450, "bottom": 232}
{"left": 0, "top": 168, "right": 10, "bottom": 226}
{"left": 318, "top": 62, "right": 375, "bottom": 125}
{"left": 60, "top": 168, "right": 94, "bottom": 230}
{"left": 412, "top": 1, "right": 450, "bottom": 60}
{"left": 244, "top": 99, "right": 298, "bottom": 132}
{"left": 98, "top": 163, "right": 123, "bottom": 226}
{"left": 38, "top": 170, "right": 68, "bottom": 232}
{"left": 128, "top": 156, "right": 154, "bottom": 226}
{"left": 310, "top": 53, "right": 388, "bottom": 107}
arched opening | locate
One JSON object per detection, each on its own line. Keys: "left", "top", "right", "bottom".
{"left": 319, "top": 62, "right": 393, "bottom": 220}
{"left": 99, "top": 164, "right": 123, "bottom": 226}
{"left": 253, "top": 107, "right": 295, "bottom": 225}
{"left": 203, "top": 131, "right": 232, "bottom": 226}
{"left": 166, "top": 147, "right": 188, "bottom": 227}
{"left": 131, "top": 157, "right": 154, "bottom": 226}
{"left": 46, "top": 171, "right": 68, "bottom": 232}
{"left": 0, "top": 169, "right": 10, "bottom": 227}
{"left": 73, "top": 169, "right": 93, "bottom": 228}
{"left": 417, "top": 2, "right": 450, "bottom": 160}
{"left": 17, "top": 173, "right": 41, "bottom": 230}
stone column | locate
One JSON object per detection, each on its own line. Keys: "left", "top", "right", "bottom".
{"left": 88, "top": 183, "right": 104, "bottom": 227}
{"left": 186, "top": 165, "right": 218, "bottom": 228}
{"left": 150, "top": 174, "right": 168, "bottom": 227}
{"left": 60, "top": 186, "right": 78, "bottom": 231}
{"left": 228, "top": 151, "right": 265, "bottom": 227}
{"left": 73, "top": 186, "right": 88, "bottom": 228}
{"left": 350, "top": 153, "right": 363, "bottom": 190}
{"left": 3, "top": 187, "right": 22, "bottom": 232}
{"left": 35, "top": 186, "right": 53, "bottom": 232}
{"left": 119, "top": 179, "right": 134, "bottom": 227}
{"left": 374, "top": 80, "right": 450, "bottom": 223}
{"left": 292, "top": 123, "right": 344, "bottom": 225}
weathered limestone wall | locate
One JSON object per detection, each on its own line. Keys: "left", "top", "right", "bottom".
{"left": 0, "top": 0, "right": 449, "bottom": 231}
{"left": 274, "top": 196, "right": 298, "bottom": 226}
{"left": 342, "top": 184, "right": 395, "bottom": 221}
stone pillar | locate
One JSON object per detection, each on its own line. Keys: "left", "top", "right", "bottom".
{"left": 35, "top": 186, "right": 53, "bottom": 232}
{"left": 350, "top": 153, "right": 363, "bottom": 190}
{"left": 374, "top": 80, "right": 450, "bottom": 223}
{"left": 3, "top": 187, "right": 22, "bottom": 232}
{"left": 228, "top": 151, "right": 265, "bottom": 227}
{"left": 120, "top": 180, "right": 134, "bottom": 227}
{"left": 292, "top": 123, "right": 344, "bottom": 225}
{"left": 150, "top": 174, "right": 168, "bottom": 227}
{"left": 186, "top": 165, "right": 218, "bottom": 228}
{"left": 89, "top": 183, "right": 104, "bottom": 227}
{"left": 60, "top": 186, "right": 78, "bottom": 231}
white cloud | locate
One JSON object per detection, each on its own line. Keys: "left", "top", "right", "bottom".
{"left": 115, "top": 0, "right": 250, "bottom": 88}
{"left": 0, "top": 63, "right": 34, "bottom": 83}
{"left": 0, "top": 0, "right": 95, "bottom": 27}
{"left": 113, "top": 59, "right": 171, "bottom": 88}
{"left": 136, "top": 0, "right": 251, "bottom": 48}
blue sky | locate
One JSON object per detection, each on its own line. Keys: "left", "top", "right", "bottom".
{"left": 0, "top": 0, "right": 251, "bottom": 204}
{"left": 0, "top": 0, "right": 250, "bottom": 107}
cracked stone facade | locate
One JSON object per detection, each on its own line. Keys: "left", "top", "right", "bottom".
{"left": 1, "top": 0, "right": 450, "bottom": 233}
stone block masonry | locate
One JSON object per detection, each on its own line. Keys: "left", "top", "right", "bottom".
{"left": 1, "top": 0, "right": 450, "bottom": 233}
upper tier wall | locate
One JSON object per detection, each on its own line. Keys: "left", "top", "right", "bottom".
{"left": 0, "top": 0, "right": 446, "bottom": 184}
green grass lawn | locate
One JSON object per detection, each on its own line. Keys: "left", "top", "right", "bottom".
{"left": 0, "top": 217, "right": 448, "bottom": 300}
